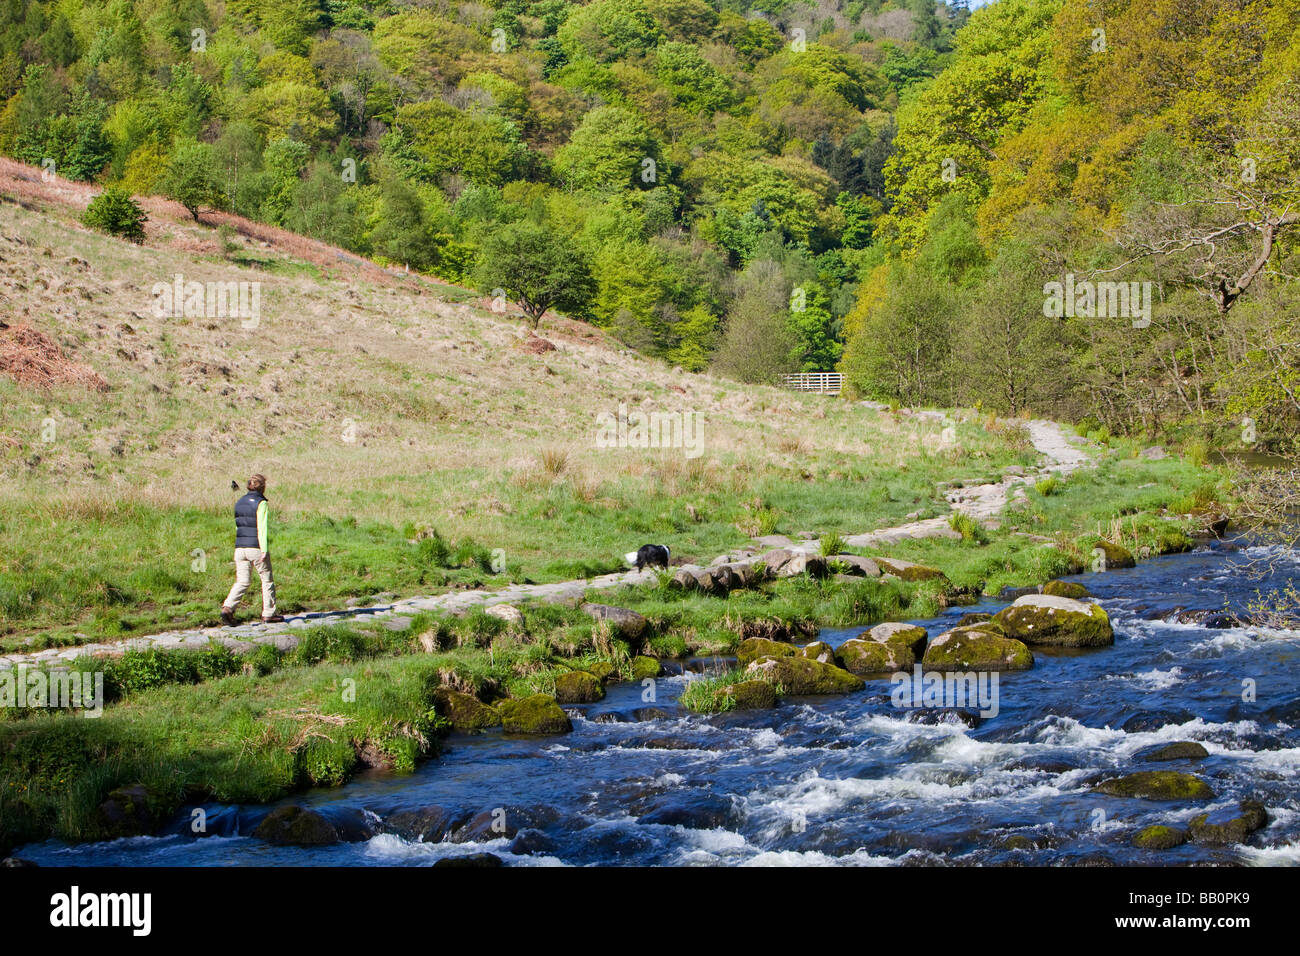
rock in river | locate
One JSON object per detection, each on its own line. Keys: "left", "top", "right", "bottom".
{"left": 1187, "top": 800, "right": 1268, "bottom": 844}
{"left": 736, "top": 637, "right": 796, "bottom": 668}
{"left": 745, "top": 655, "right": 864, "bottom": 695}
{"left": 554, "top": 670, "right": 605, "bottom": 704}
{"left": 254, "top": 805, "right": 340, "bottom": 846}
{"left": 1135, "top": 741, "right": 1208, "bottom": 763}
{"left": 993, "top": 594, "right": 1113, "bottom": 647}
{"left": 495, "top": 694, "right": 573, "bottom": 734}
{"left": 921, "top": 625, "right": 1033, "bottom": 672}
{"left": 837, "top": 637, "right": 913, "bottom": 675}
{"left": 1131, "top": 825, "right": 1187, "bottom": 850}
{"left": 434, "top": 688, "right": 502, "bottom": 731}
{"left": 865, "top": 621, "right": 929, "bottom": 658}
{"left": 1094, "top": 771, "right": 1215, "bottom": 801}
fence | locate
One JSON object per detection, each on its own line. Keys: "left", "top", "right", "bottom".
{"left": 779, "top": 372, "right": 842, "bottom": 395}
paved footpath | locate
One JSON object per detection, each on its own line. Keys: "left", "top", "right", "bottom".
{"left": 1, "top": 418, "right": 1092, "bottom": 670}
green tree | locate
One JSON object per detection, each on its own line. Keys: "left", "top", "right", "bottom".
{"left": 711, "top": 259, "right": 799, "bottom": 383}
{"left": 163, "top": 141, "right": 222, "bottom": 220}
{"left": 475, "top": 221, "right": 596, "bottom": 328}
{"left": 82, "top": 184, "right": 147, "bottom": 243}
{"left": 557, "top": 0, "right": 662, "bottom": 63}
{"left": 553, "top": 106, "right": 665, "bottom": 193}
{"left": 839, "top": 263, "right": 956, "bottom": 406}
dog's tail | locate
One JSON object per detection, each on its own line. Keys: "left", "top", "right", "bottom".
{"left": 625, "top": 551, "right": 640, "bottom": 566}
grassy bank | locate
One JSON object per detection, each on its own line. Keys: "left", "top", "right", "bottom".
{"left": 0, "top": 451, "right": 1218, "bottom": 855}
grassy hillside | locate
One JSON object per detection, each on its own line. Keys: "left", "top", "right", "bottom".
{"left": 0, "top": 174, "right": 1053, "bottom": 647}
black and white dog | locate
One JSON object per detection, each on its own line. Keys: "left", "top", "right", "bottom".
{"left": 625, "top": 544, "right": 671, "bottom": 571}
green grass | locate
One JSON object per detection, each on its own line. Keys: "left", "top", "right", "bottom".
{"left": 679, "top": 666, "right": 751, "bottom": 714}
{"left": 0, "top": 414, "right": 1038, "bottom": 649}
{"left": 0, "top": 651, "right": 453, "bottom": 852}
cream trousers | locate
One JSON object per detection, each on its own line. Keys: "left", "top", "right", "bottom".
{"left": 222, "top": 548, "right": 277, "bottom": 617}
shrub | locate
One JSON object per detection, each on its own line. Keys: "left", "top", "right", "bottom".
{"left": 948, "top": 511, "right": 987, "bottom": 543}
{"left": 82, "top": 186, "right": 147, "bottom": 243}
{"left": 820, "top": 531, "right": 847, "bottom": 556}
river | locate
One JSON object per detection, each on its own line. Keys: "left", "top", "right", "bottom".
{"left": 16, "top": 540, "right": 1300, "bottom": 866}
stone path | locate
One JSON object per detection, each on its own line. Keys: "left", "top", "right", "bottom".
{"left": 1, "top": 417, "right": 1092, "bottom": 670}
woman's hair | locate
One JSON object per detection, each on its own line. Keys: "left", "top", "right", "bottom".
{"left": 247, "top": 474, "right": 267, "bottom": 493}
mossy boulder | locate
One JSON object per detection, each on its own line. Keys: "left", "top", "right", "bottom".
{"left": 254, "top": 805, "right": 340, "bottom": 846}
{"left": 997, "top": 834, "right": 1036, "bottom": 851}
{"left": 630, "top": 655, "right": 662, "bottom": 680}
{"left": 745, "top": 655, "right": 864, "bottom": 696}
{"left": 587, "top": 661, "right": 616, "bottom": 683}
{"left": 96, "top": 782, "right": 171, "bottom": 839}
{"left": 875, "top": 558, "right": 947, "bottom": 582}
{"left": 554, "top": 670, "right": 605, "bottom": 704}
{"left": 433, "top": 688, "right": 502, "bottom": 731}
{"left": 1043, "top": 580, "right": 1091, "bottom": 599}
{"left": 1094, "top": 771, "right": 1215, "bottom": 801}
{"left": 837, "top": 637, "right": 913, "bottom": 675}
{"left": 736, "top": 637, "right": 796, "bottom": 668}
{"left": 956, "top": 612, "right": 997, "bottom": 629}
{"left": 993, "top": 594, "right": 1113, "bottom": 647}
{"left": 1135, "top": 741, "right": 1208, "bottom": 763}
{"left": 1092, "top": 540, "right": 1136, "bottom": 570}
{"left": 864, "top": 621, "right": 928, "bottom": 658}
{"left": 1187, "top": 800, "right": 1268, "bottom": 844}
{"left": 1132, "top": 825, "right": 1187, "bottom": 850}
{"left": 495, "top": 695, "right": 573, "bottom": 735}
{"left": 921, "top": 626, "right": 1033, "bottom": 672}
{"left": 799, "top": 640, "right": 837, "bottom": 664}
{"left": 724, "top": 680, "right": 778, "bottom": 710}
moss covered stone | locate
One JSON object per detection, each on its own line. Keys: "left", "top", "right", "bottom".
{"left": 96, "top": 783, "right": 171, "bottom": 839}
{"left": 1187, "top": 801, "right": 1268, "bottom": 844}
{"left": 864, "top": 621, "right": 928, "bottom": 658}
{"left": 587, "top": 661, "right": 616, "bottom": 683}
{"left": 921, "top": 626, "right": 1033, "bottom": 671}
{"left": 799, "top": 640, "right": 837, "bottom": 664}
{"left": 1132, "top": 825, "right": 1187, "bottom": 850}
{"left": 993, "top": 594, "right": 1113, "bottom": 647}
{"left": 998, "top": 834, "right": 1036, "bottom": 851}
{"left": 1136, "top": 741, "right": 1209, "bottom": 762}
{"left": 745, "top": 655, "right": 864, "bottom": 695}
{"left": 554, "top": 670, "right": 605, "bottom": 704}
{"left": 1043, "top": 580, "right": 1091, "bottom": 599}
{"left": 495, "top": 694, "right": 573, "bottom": 735}
{"left": 837, "top": 637, "right": 913, "bottom": 675}
{"left": 433, "top": 688, "right": 502, "bottom": 731}
{"left": 630, "top": 656, "right": 662, "bottom": 680}
{"left": 736, "top": 637, "right": 796, "bottom": 667}
{"left": 875, "top": 558, "right": 947, "bottom": 582}
{"left": 1092, "top": 540, "right": 1136, "bottom": 570}
{"left": 725, "top": 680, "right": 778, "bottom": 710}
{"left": 1094, "top": 771, "right": 1215, "bottom": 801}
{"left": 254, "top": 805, "right": 340, "bottom": 846}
